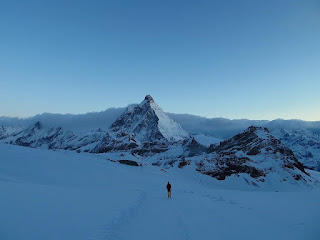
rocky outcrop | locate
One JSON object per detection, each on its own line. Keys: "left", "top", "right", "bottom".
{"left": 118, "top": 160, "right": 141, "bottom": 166}
{"left": 196, "top": 126, "right": 311, "bottom": 184}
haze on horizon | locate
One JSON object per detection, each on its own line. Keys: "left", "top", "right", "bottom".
{"left": 1, "top": 0, "right": 319, "bottom": 121}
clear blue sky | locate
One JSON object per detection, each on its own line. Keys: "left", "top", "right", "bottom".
{"left": 1, "top": 0, "right": 319, "bottom": 120}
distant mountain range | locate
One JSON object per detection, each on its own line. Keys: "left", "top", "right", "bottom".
{"left": 1, "top": 95, "right": 319, "bottom": 189}
{"left": 1, "top": 106, "right": 320, "bottom": 138}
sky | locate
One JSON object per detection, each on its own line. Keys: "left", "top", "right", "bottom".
{"left": 0, "top": 0, "right": 319, "bottom": 121}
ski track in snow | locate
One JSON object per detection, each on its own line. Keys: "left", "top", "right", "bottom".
{"left": 97, "top": 187, "right": 243, "bottom": 240}
{"left": 123, "top": 189, "right": 192, "bottom": 240}
{"left": 91, "top": 186, "right": 196, "bottom": 240}
{"left": 88, "top": 189, "right": 147, "bottom": 240}
{"left": 89, "top": 189, "right": 193, "bottom": 240}
{"left": 170, "top": 201, "right": 190, "bottom": 240}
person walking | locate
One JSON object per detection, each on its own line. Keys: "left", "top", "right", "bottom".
{"left": 166, "top": 182, "right": 172, "bottom": 198}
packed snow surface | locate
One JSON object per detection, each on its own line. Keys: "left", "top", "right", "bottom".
{"left": 1, "top": 143, "right": 320, "bottom": 240}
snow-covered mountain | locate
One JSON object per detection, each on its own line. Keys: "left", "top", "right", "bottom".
{"left": 93, "top": 95, "right": 190, "bottom": 154}
{"left": 167, "top": 115, "right": 320, "bottom": 171}
{"left": 0, "top": 121, "right": 107, "bottom": 152}
{"left": 0, "top": 95, "right": 319, "bottom": 189}
{"left": 272, "top": 128, "right": 320, "bottom": 171}
{"left": 195, "top": 127, "right": 315, "bottom": 188}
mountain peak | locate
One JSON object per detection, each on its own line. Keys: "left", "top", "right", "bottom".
{"left": 144, "top": 95, "right": 154, "bottom": 102}
{"left": 94, "top": 95, "right": 190, "bottom": 154}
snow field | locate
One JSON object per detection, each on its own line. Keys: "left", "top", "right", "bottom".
{"left": 1, "top": 144, "right": 320, "bottom": 240}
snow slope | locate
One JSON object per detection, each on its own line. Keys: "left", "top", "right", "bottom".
{"left": 145, "top": 95, "right": 189, "bottom": 141}
{"left": 1, "top": 143, "right": 320, "bottom": 240}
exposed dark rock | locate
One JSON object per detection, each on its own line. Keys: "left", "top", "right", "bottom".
{"left": 152, "top": 161, "right": 162, "bottom": 166}
{"left": 293, "top": 174, "right": 302, "bottom": 180}
{"left": 151, "top": 148, "right": 169, "bottom": 153}
{"left": 197, "top": 155, "right": 265, "bottom": 180}
{"left": 178, "top": 159, "right": 191, "bottom": 168}
{"left": 164, "top": 160, "right": 177, "bottom": 167}
{"left": 127, "top": 142, "right": 139, "bottom": 149}
{"left": 131, "top": 149, "right": 149, "bottom": 155}
{"left": 118, "top": 160, "right": 141, "bottom": 166}
{"left": 247, "top": 146, "right": 261, "bottom": 155}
